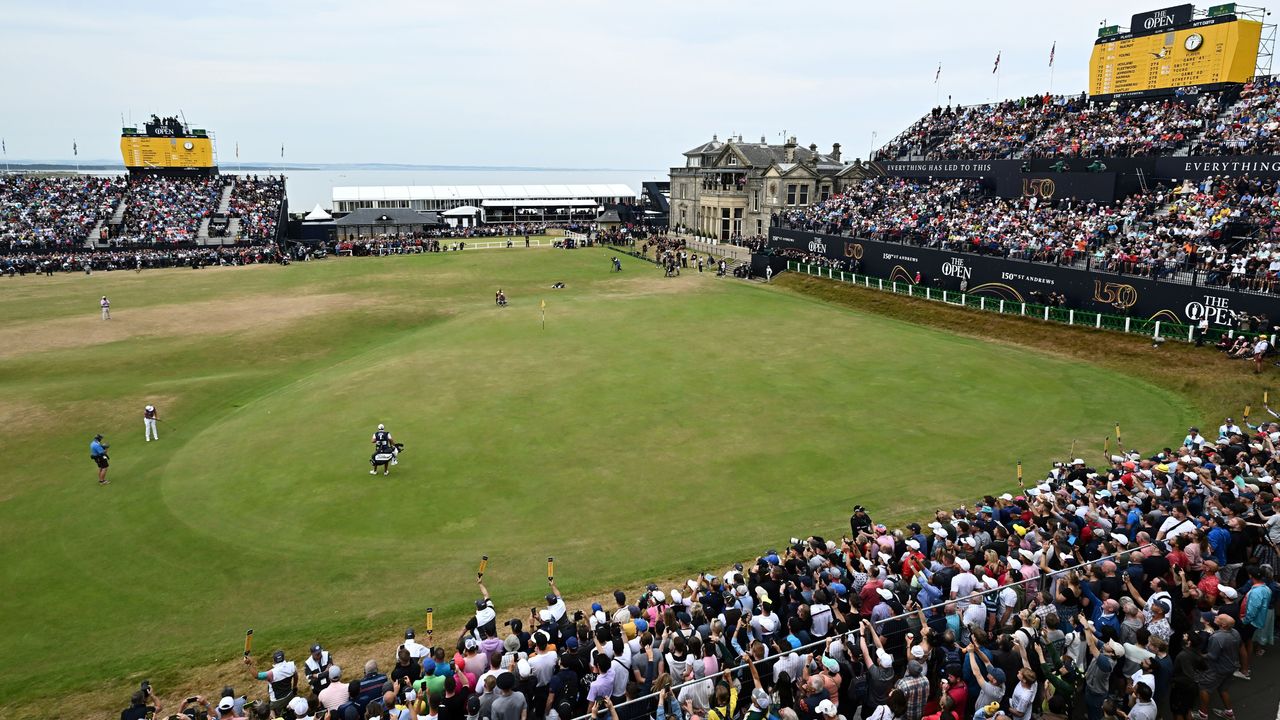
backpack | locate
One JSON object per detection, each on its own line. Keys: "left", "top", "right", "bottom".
{"left": 942, "top": 645, "right": 964, "bottom": 678}
{"left": 844, "top": 661, "right": 868, "bottom": 709}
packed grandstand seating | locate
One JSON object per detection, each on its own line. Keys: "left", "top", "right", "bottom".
{"left": 0, "top": 174, "right": 124, "bottom": 252}
{"left": 228, "top": 175, "right": 286, "bottom": 242}
{"left": 118, "top": 174, "right": 223, "bottom": 244}
{"left": 772, "top": 175, "right": 1280, "bottom": 293}
{"left": 1194, "top": 76, "right": 1280, "bottom": 156}
{"left": 875, "top": 79, "right": 1280, "bottom": 161}
{"left": 0, "top": 173, "right": 287, "bottom": 252}
{"left": 118, "top": 416, "right": 1280, "bottom": 720}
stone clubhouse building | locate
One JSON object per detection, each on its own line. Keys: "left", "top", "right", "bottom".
{"left": 668, "top": 134, "right": 870, "bottom": 241}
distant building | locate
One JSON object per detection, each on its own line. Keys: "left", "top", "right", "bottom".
{"left": 668, "top": 135, "right": 865, "bottom": 240}
{"left": 331, "top": 184, "right": 637, "bottom": 226}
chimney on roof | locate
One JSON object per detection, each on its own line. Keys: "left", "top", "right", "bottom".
{"left": 712, "top": 134, "right": 718, "bottom": 142}
{"left": 783, "top": 136, "right": 797, "bottom": 163}
{"left": 761, "top": 135, "right": 767, "bottom": 144}
{"left": 832, "top": 143, "right": 842, "bottom": 162}
{"left": 809, "top": 143, "right": 818, "bottom": 153}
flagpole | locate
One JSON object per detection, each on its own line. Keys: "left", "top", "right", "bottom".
{"left": 1049, "top": 41, "right": 1057, "bottom": 95}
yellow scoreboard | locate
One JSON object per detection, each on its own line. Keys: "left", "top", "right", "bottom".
{"left": 119, "top": 135, "right": 215, "bottom": 169}
{"left": 1090, "top": 16, "right": 1261, "bottom": 99}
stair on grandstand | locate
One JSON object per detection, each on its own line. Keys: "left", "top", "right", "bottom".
{"left": 87, "top": 205, "right": 114, "bottom": 249}
{"left": 216, "top": 180, "right": 234, "bottom": 214}
{"left": 226, "top": 217, "right": 241, "bottom": 241}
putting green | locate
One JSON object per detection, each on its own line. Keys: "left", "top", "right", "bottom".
{"left": 0, "top": 247, "right": 1196, "bottom": 713}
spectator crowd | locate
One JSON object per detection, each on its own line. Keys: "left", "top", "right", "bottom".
{"left": 0, "top": 174, "right": 123, "bottom": 252}
{"left": 771, "top": 175, "right": 1280, "bottom": 293}
{"left": 875, "top": 80, "right": 1280, "bottom": 162}
{"left": 121, "top": 412, "right": 1280, "bottom": 720}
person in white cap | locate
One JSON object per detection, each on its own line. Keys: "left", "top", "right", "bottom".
{"left": 216, "top": 695, "right": 247, "bottom": 720}
{"left": 143, "top": 404, "right": 159, "bottom": 441}
{"left": 286, "top": 695, "right": 313, "bottom": 719}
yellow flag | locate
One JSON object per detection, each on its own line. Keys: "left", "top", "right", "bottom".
{"left": 541, "top": 299, "right": 546, "bottom": 309}
{"left": 1244, "top": 405, "right": 1251, "bottom": 419}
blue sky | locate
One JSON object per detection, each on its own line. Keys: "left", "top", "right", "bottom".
{"left": 0, "top": 0, "right": 1233, "bottom": 166}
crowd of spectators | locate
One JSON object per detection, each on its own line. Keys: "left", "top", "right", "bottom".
{"left": 877, "top": 95, "right": 1084, "bottom": 161}
{"left": 1023, "top": 96, "right": 1221, "bottom": 159}
{"left": 875, "top": 85, "right": 1257, "bottom": 161}
{"left": 772, "top": 175, "right": 1280, "bottom": 293}
{"left": 1194, "top": 77, "right": 1280, "bottom": 156}
{"left": 1, "top": 243, "right": 286, "bottom": 276}
{"left": 117, "top": 174, "right": 223, "bottom": 244}
{"left": 123, "top": 412, "right": 1280, "bottom": 720}
{"left": 229, "top": 176, "right": 286, "bottom": 242}
{"left": 0, "top": 174, "right": 124, "bottom": 252}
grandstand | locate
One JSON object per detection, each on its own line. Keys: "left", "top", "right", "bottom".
{"left": 0, "top": 115, "right": 286, "bottom": 256}
{"left": 752, "top": 5, "right": 1280, "bottom": 334}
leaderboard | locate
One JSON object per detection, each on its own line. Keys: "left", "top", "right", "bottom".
{"left": 1089, "top": 13, "right": 1261, "bottom": 100}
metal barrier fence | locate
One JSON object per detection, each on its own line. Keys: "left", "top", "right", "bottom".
{"left": 787, "top": 261, "right": 1278, "bottom": 347}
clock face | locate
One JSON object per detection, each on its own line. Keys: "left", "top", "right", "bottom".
{"left": 1184, "top": 33, "right": 1203, "bottom": 51}
{"left": 183, "top": 141, "right": 194, "bottom": 150}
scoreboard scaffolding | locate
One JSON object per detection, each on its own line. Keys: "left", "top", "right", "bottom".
{"left": 1089, "top": 3, "right": 1265, "bottom": 100}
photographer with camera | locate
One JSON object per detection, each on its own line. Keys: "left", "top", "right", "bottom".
{"left": 119, "top": 680, "right": 163, "bottom": 720}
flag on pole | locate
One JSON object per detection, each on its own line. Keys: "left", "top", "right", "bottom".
{"left": 235, "top": 142, "right": 239, "bottom": 159}
{"left": 993, "top": 51, "right": 1001, "bottom": 74}
{"left": 2, "top": 138, "right": 6, "bottom": 155}
{"left": 1049, "top": 42, "right": 1056, "bottom": 67}
{"left": 934, "top": 63, "right": 941, "bottom": 83}
{"left": 540, "top": 299, "right": 547, "bottom": 330}
{"left": 73, "top": 139, "right": 78, "bottom": 156}
{"left": 280, "top": 143, "right": 284, "bottom": 159}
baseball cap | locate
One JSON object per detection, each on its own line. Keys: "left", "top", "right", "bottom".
{"left": 565, "top": 636, "right": 579, "bottom": 649}
{"left": 311, "top": 643, "right": 323, "bottom": 653}
{"left": 475, "top": 599, "right": 488, "bottom": 609}
{"left": 752, "top": 688, "right": 771, "bottom": 710}
{"left": 545, "top": 593, "right": 558, "bottom": 604}
{"left": 496, "top": 672, "right": 516, "bottom": 691}
{"left": 287, "top": 696, "right": 310, "bottom": 717}
{"left": 272, "top": 649, "right": 285, "bottom": 663}
{"left": 815, "top": 699, "right": 838, "bottom": 717}
{"left": 405, "top": 628, "right": 415, "bottom": 639}
{"left": 988, "top": 667, "right": 1006, "bottom": 684}
{"left": 218, "top": 697, "right": 235, "bottom": 711}
{"left": 464, "top": 637, "right": 479, "bottom": 650}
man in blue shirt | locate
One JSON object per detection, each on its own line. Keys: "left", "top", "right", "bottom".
{"left": 1207, "top": 517, "right": 1231, "bottom": 566}
{"left": 90, "top": 434, "right": 110, "bottom": 485}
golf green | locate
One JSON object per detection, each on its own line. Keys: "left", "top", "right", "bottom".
{"left": 0, "top": 247, "right": 1196, "bottom": 712}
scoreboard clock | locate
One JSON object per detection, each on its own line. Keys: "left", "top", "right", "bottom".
{"left": 1089, "top": 15, "right": 1261, "bottom": 100}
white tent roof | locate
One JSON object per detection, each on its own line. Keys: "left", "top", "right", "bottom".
{"left": 332, "top": 183, "right": 637, "bottom": 203}
{"left": 304, "top": 203, "right": 332, "bottom": 221}
{"left": 441, "top": 205, "right": 482, "bottom": 216}
{"left": 481, "top": 198, "right": 599, "bottom": 207}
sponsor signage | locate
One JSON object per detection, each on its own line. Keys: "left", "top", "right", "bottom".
{"left": 768, "top": 228, "right": 1277, "bottom": 325}
{"left": 1131, "top": 4, "right": 1196, "bottom": 32}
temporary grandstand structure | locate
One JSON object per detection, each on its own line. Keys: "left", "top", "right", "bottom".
{"left": 331, "top": 183, "right": 637, "bottom": 224}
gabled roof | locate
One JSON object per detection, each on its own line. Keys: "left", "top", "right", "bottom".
{"left": 709, "top": 141, "right": 841, "bottom": 169}
{"left": 596, "top": 209, "right": 623, "bottom": 223}
{"left": 683, "top": 138, "right": 724, "bottom": 156}
{"left": 334, "top": 208, "right": 442, "bottom": 226}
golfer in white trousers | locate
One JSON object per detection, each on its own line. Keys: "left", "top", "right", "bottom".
{"left": 144, "top": 404, "right": 159, "bottom": 441}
